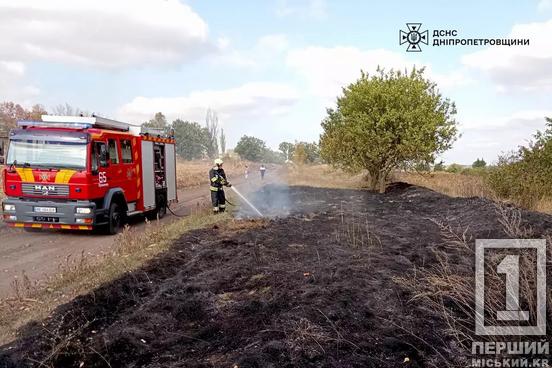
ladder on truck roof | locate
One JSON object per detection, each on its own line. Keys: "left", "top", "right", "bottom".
{"left": 140, "top": 126, "right": 175, "bottom": 140}
{"left": 39, "top": 115, "right": 134, "bottom": 132}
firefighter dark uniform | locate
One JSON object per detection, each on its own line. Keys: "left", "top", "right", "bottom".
{"left": 209, "top": 163, "right": 231, "bottom": 213}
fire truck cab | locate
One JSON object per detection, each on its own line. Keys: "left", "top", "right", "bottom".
{"left": 1, "top": 115, "right": 178, "bottom": 234}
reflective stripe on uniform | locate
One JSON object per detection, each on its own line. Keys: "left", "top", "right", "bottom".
{"left": 211, "top": 176, "right": 218, "bottom": 182}
{"left": 219, "top": 204, "right": 226, "bottom": 208}
{"left": 210, "top": 186, "right": 220, "bottom": 191}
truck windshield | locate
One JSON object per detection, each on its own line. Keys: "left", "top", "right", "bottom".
{"left": 7, "top": 139, "right": 87, "bottom": 169}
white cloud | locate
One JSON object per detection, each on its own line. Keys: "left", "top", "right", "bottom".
{"left": 276, "top": 0, "right": 327, "bottom": 20}
{"left": 257, "top": 34, "right": 289, "bottom": 53}
{"left": 0, "top": 61, "right": 39, "bottom": 102}
{"left": 538, "top": 0, "right": 552, "bottom": 11}
{"left": 0, "top": 0, "right": 211, "bottom": 69}
{"left": 117, "top": 82, "right": 300, "bottom": 124}
{"left": 286, "top": 46, "right": 471, "bottom": 101}
{"left": 462, "top": 19, "right": 552, "bottom": 91}
{"left": 211, "top": 34, "right": 289, "bottom": 69}
{"left": 444, "top": 110, "right": 552, "bottom": 164}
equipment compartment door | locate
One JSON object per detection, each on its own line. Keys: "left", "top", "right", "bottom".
{"left": 165, "top": 143, "right": 177, "bottom": 203}
{"left": 141, "top": 141, "right": 155, "bottom": 210}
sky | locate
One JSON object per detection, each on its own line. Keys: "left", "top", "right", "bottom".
{"left": 1, "top": 0, "right": 551, "bottom": 165}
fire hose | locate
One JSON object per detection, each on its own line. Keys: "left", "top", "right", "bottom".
{"left": 166, "top": 184, "right": 263, "bottom": 218}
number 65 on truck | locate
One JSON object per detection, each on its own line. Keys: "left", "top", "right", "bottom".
{"left": 1, "top": 115, "right": 177, "bottom": 234}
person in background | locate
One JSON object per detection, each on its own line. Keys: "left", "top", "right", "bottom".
{"left": 260, "top": 164, "right": 266, "bottom": 180}
{"left": 244, "top": 165, "right": 249, "bottom": 179}
{"left": 209, "top": 158, "right": 231, "bottom": 213}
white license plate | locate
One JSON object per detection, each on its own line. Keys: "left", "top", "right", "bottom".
{"left": 34, "top": 207, "right": 57, "bottom": 213}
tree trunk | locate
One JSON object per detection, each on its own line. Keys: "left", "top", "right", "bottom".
{"left": 378, "top": 176, "right": 386, "bottom": 193}
{"left": 377, "top": 169, "right": 392, "bottom": 193}
{"left": 368, "top": 167, "right": 391, "bottom": 193}
{"left": 368, "top": 170, "right": 380, "bottom": 191}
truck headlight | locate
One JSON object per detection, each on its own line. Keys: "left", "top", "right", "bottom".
{"left": 76, "top": 207, "right": 92, "bottom": 214}
{"left": 3, "top": 204, "right": 15, "bottom": 212}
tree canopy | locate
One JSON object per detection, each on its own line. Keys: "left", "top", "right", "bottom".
{"left": 170, "top": 119, "right": 209, "bottom": 160}
{"left": 0, "top": 102, "right": 47, "bottom": 128}
{"left": 472, "top": 158, "right": 487, "bottom": 168}
{"left": 205, "top": 109, "right": 219, "bottom": 159}
{"left": 234, "top": 135, "right": 267, "bottom": 162}
{"left": 278, "top": 142, "right": 295, "bottom": 161}
{"left": 320, "top": 68, "right": 458, "bottom": 192}
{"left": 143, "top": 112, "right": 168, "bottom": 130}
{"left": 488, "top": 117, "right": 552, "bottom": 207}
{"left": 51, "top": 103, "right": 88, "bottom": 117}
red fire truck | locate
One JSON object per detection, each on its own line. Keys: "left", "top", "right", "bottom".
{"left": 1, "top": 115, "right": 177, "bottom": 234}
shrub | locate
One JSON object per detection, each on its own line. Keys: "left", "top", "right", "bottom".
{"left": 320, "top": 68, "right": 458, "bottom": 192}
{"left": 487, "top": 117, "right": 552, "bottom": 208}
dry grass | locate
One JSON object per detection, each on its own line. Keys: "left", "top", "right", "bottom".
{"left": 394, "top": 205, "right": 552, "bottom": 350}
{"left": 397, "top": 171, "right": 552, "bottom": 214}
{"left": 285, "top": 164, "right": 365, "bottom": 189}
{"left": 335, "top": 207, "right": 382, "bottom": 250}
{"left": 0, "top": 210, "right": 231, "bottom": 345}
{"left": 531, "top": 198, "right": 552, "bottom": 214}
{"left": 286, "top": 165, "right": 492, "bottom": 198}
{"left": 175, "top": 158, "right": 249, "bottom": 189}
{"left": 394, "top": 171, "right": 495, "bottom": 199}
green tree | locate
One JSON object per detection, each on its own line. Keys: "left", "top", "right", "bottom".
{"left": 414, "top": 161, "right": 431, "bottom": 172}
{"left": 446, "top": 163, "right": 464, "bottom": 173}
{"left": 170, "top": 119, "right": 209, "bottom": 160}
{"left": 320, "top": 68, "right": 458, "bottom": 192}
{"left": 488, "top": 117, "right": 552, "bottom": 207}
{"left": 472, "top": 158, "right": 487, "bottom": 168}
{"left": 293, "top": 144, "right": 307, "bottom": 165}
{"left": 143, "top": 112, "right": 168, "bottom": 130}
{"left": 262, "top": 149, "right": 285, "bottom": 164}
{"left": 205, "top": 108, "right": 219, "bottom": 158}
{"left": 296, "top": 141, "right": 320, "bottom": 163}
{"left": 220, "top": 128, "right": 226, "bottom": 155}
{"left": 234, "top": 135, "right": 267, "bottom": 161}
{"left": 433, "top": 160, "right": 445, "bottom": 171}
{"left": 278, "top": 142, "right": 295, "bottom": 161}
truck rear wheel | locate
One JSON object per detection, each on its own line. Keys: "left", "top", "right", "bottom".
{"left": 157, "top": 194, "right": 167, "bottom": 219}
{"left": 107, "top": 202, "right": 123, "bottom": 235}
{"left": 146, "top": 193, "right": 167, "bottom": 221}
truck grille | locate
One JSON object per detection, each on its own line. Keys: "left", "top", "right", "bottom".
{"left": 21, "top": 183, "right": 70, "bottom": 197}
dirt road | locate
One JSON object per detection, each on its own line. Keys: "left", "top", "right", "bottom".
{"left": 0, "top": 174, "right": 267, "bottom": 298}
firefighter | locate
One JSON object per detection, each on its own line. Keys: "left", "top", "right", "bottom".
{"left": 209, "top": 158, "right": 231, "bottom": 213}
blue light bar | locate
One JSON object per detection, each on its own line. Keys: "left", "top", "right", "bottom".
{"left": 17, "top": 121, "right": 94, "bottom": 129}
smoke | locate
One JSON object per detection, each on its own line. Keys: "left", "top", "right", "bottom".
{"left": 230, "top": 166, "right": 291, "bottom": 218}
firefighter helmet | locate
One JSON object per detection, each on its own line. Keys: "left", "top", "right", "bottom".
{"left": 214, "top": 158, "right": 223, "bottom": 166}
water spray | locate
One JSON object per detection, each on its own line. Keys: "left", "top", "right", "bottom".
{"left": 231, "top": 186, "right": 264, "bottom": 217}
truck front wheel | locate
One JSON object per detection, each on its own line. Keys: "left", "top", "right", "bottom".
{"left": 107, "top": 201, "right": 123, "bottom": 235}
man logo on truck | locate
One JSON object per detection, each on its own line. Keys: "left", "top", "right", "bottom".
{"left": 35, "top": 185, "right": 56, "bottom": 195}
